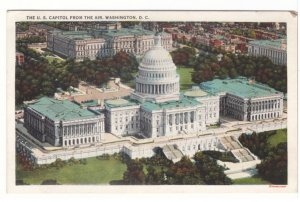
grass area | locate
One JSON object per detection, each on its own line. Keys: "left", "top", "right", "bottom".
{"left": 44, "top": 56, "right": 64, "bottom": 63}
{"left": 176, "top": 66, "right": 194, "bottom": 91}
{"left": 16, "top": 157, "right": 126, "bottom": 185}
{"left": 267, "top": 129, "right": 287, "bottom": 148}
{"left": 233, "top": 176, "right": 270, "bottom": 185}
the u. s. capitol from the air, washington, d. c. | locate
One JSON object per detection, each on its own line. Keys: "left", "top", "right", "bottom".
{"left": 16, "top": 34, "right": 286, "bottom": 173}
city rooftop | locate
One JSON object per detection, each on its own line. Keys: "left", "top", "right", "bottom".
{"left": 104, "top": 98, "right": 139, "bottom": 109}
{"left": 249, "top": 39, "right": 286, "bottom": 50}
{"left": 26, "top": 97, "right": 100, "bottom": 121}
{"left": 51, "top": 27, "right": 170, "bottom": 41}
{"left": 200, "top": 77, "right": 282, "bottom": 99}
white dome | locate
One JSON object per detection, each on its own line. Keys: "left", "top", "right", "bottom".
{"left": 140, "top": 36, "right": 174, "bottom": 69}
{"left": 132, "top": 34, "right": 180, "bottom": 103}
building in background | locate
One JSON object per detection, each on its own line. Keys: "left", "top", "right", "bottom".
{"left": 47, "top": 25, "right": 172, "bottom": 61}
{"left": 248, "top": 39, "right": 287, "bottom": 65}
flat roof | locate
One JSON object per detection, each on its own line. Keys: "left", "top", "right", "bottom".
{"left": 184, "top": 89, "right": 208, "bottom": 97}
{"left": 200, "top": 77, "right": 282, "bottom": 99}
{"left": 105, "top": 98, "right": 139, "bottom": 109}
{"left": 27, "top": 97, "right": 99, "bottom": 121}
{"left": 52, "top": 28, "right": 170, "bottom": 40}
{"left": 58, "top": 31, "right": 93, "bottom": 40}
{"left": 142, "top": 96, "right": 201, "bottom": 112}
{"left": 249, "top": 39, "right": 286, "bottom": 50}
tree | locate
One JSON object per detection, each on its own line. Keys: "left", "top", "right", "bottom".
{"left": 171, "top": 47, "right": 196, "bottom": 66}
{"left": 238, "top": 132, "right": 273, "bottom": 159}
{"left": 165, "top": 156, "right": 203, "bottom": 185}
{"left": 123, "top": 159, "right": 146, "bottom": 185}
{"left": 145, "top": 165, "right": 165, "bottom": 185}
{"left": 194, "top": 152, "right": 232, "bottom": 185}
{"left": 257, "top": 142, "right": 287, "bottom": 184}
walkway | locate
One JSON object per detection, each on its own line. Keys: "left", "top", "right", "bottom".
{"left": 162, "top": 144, "right": 184, "bottom": 163}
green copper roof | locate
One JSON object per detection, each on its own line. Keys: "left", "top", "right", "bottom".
{"left": 27, "top": 97, "right": 99, "bottom": 121}
{"left": 142, "top": 96, "right": 201, "bottom": 112}
{"left": 200, "top": 77, "right": 282, "bottom": 99}
{"left": 249, "top": 39, "right": 286, "bottom": 50}
{"left": 105, "top": 98, "right": 139, "bottom": 109}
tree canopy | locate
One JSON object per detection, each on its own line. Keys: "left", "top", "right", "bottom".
{"left": 16, "top": 43, "right": 138, "bottom": 105}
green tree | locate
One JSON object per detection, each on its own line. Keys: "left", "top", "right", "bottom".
{"left": 145, "top": 165, "right": 165, "bottom": 185}
{"left": 257, "top": 142, "right": 287, "bottom": 184}
{"left": 123, "top": 159, "right": 146, "bottom": 185}
{"left": 194, "top": 152, "right": 232, "bottom": 185}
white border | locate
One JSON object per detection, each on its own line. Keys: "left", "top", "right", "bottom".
{"left": 6, "top": 10, "right": 298, "bottom": 194}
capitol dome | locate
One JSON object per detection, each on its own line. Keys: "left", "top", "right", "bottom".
{"left": 132, "top": 34, "right": 180, "bottom": 103}
{"left": 140, "top": 37, "right": 174, "bottom": 70}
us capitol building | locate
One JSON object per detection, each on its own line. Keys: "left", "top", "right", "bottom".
{"left": 105, "top": 35, "right": 219, "bottom": 138}
{"left": 18, "top": 35, "right": 284, "bottom": 164}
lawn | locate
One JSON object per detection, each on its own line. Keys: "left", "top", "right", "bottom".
{"left": 16, "top": 157, "right": 126, "bottom": 185}
{"left": 44, "top": 56, "right": 64, "bottom": 63}
{"left": 233, "top": 176, "right": 270, "bottom": 185}
{"left": 267, "top": 129, "right": 287, "bottom": 148}
{"left": 176, "top": 66, "right": 194, "bottom": 91}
